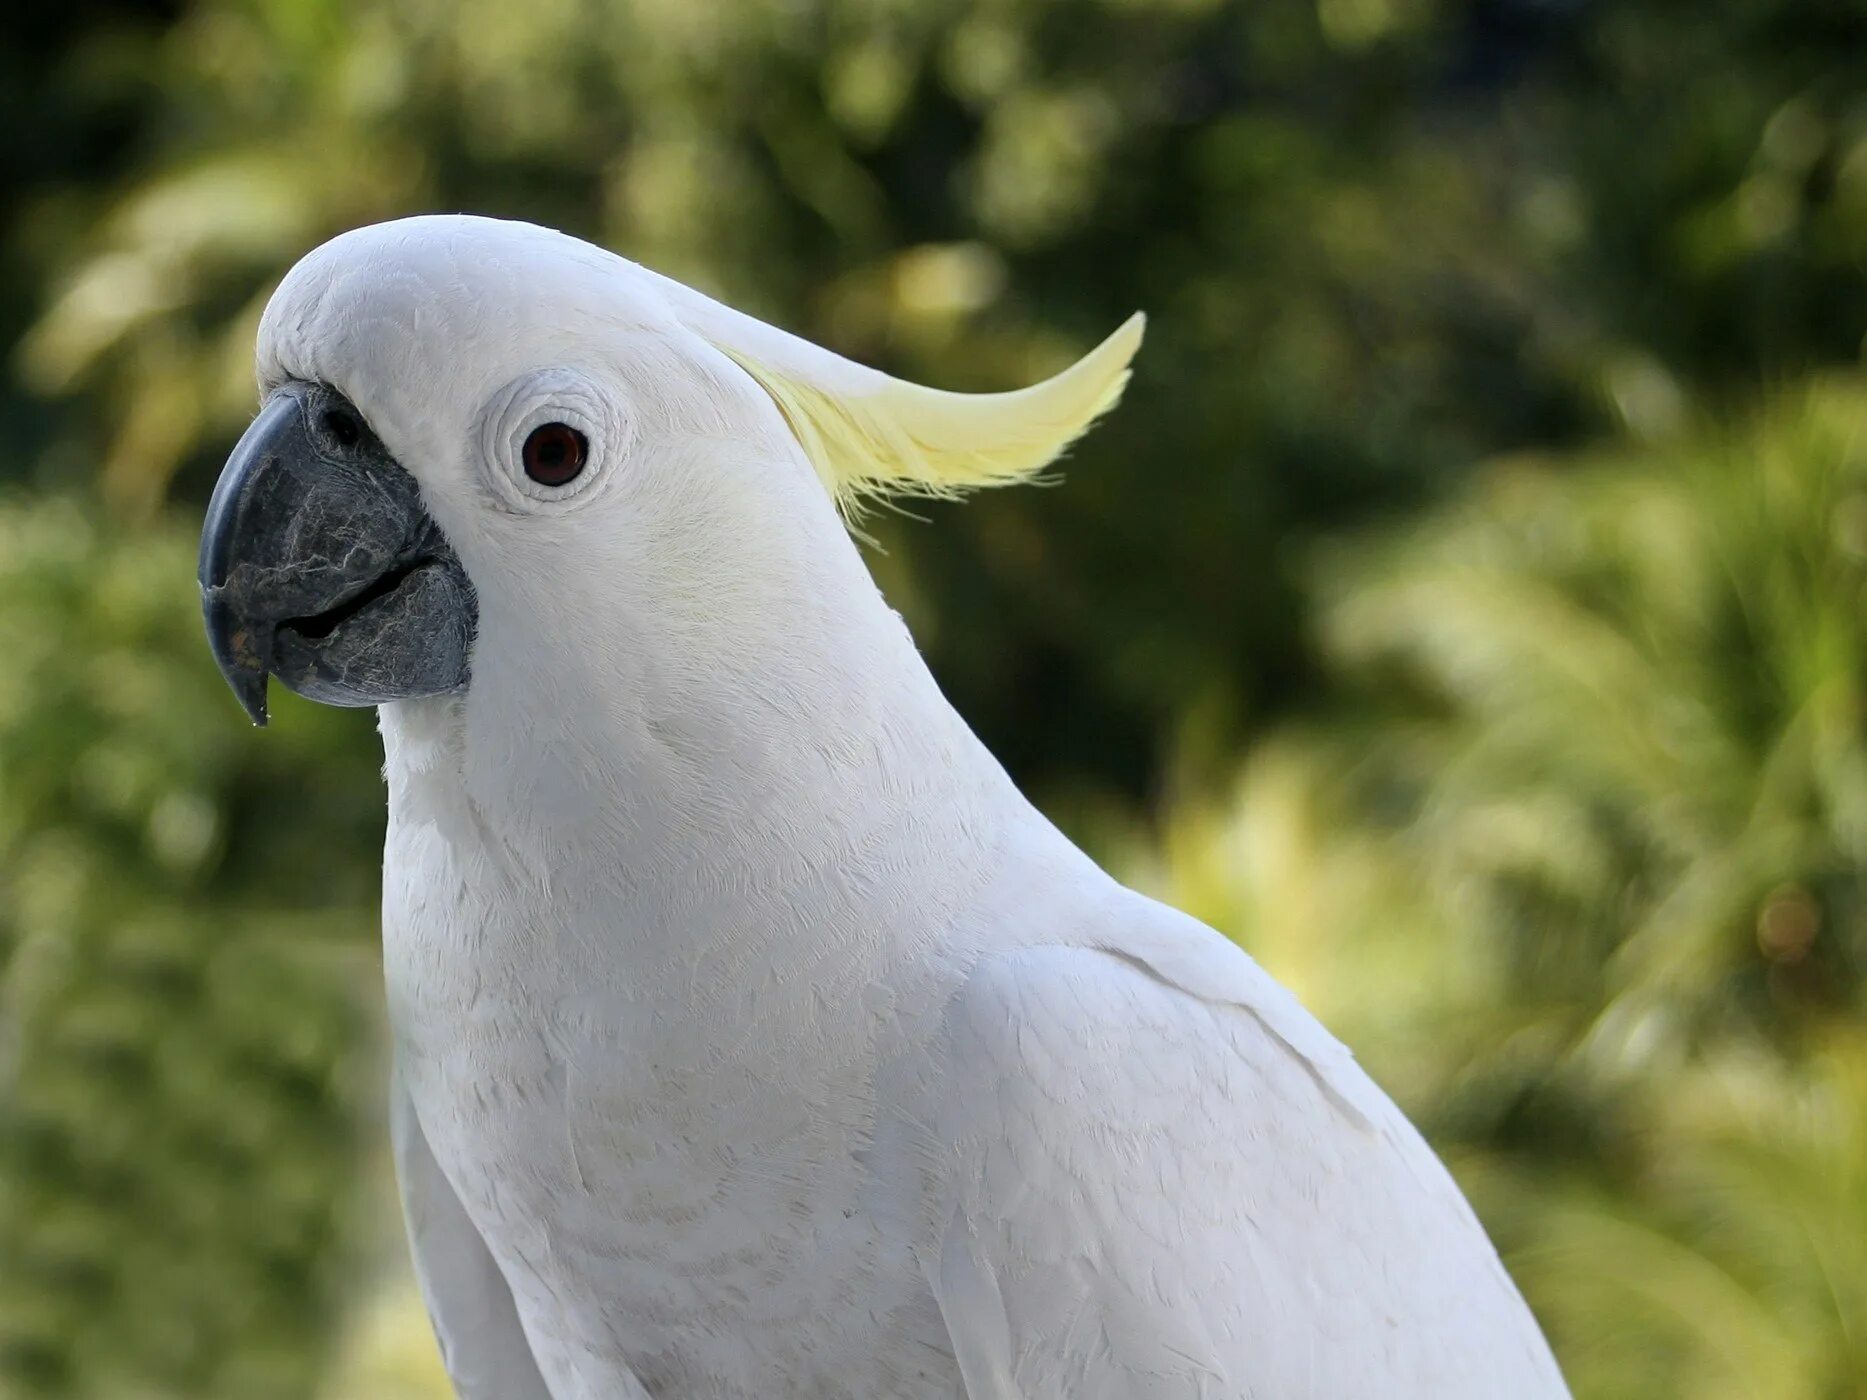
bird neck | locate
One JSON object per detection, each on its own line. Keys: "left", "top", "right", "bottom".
{"left": 376, "top": 543, "right": 1036, "bottom": 973}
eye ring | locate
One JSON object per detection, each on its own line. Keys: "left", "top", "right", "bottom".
{"left": 478, "top": 366, "right": 627, "bottom": 511}
{"left": 522, "top": 422, "right": 588, "bottom": 486}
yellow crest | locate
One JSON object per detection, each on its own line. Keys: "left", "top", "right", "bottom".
{"left": 643, "top": 265, "right": 1143, "bottom": 516}
{"left": 721, "top": 316, "right": 1145, "bottom": 515}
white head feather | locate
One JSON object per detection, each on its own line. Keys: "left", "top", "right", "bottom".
{"left": 259, "top": 214, "right": 1140, "bottom": 522}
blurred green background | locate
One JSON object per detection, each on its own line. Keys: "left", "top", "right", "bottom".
{"left": 2, "top": 0, "right": 1865, "bottom": 1395}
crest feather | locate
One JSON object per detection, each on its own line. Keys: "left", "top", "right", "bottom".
{"left": 721, "top": 315, "right": 1145, "bottom": 514}
{"left": 641, "top": 262, "right": 1143, "bottom": 516}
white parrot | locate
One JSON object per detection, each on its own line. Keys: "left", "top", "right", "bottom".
{"left": 199, "top": 215, "right": 1568, "bottom": 1400}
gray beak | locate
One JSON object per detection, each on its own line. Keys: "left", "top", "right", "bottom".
{"left": 199, "top": 382, "right": 476, "bottom": 725}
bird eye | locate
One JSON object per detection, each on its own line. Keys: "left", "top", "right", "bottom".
{"left": 522, "top": 422, "right": 588, "bottom": 486}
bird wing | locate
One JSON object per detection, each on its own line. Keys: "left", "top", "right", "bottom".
{"left": 390, "top": 1068, "right": 557, "bottom": 1400}
{"left": 921, "top": 899, "right": 1568, "bottom": 1400}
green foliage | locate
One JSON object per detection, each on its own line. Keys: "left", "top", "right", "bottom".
{"left": 1319, "top": 381, "right": 1867, "bottom": 1057}
{"left": 1306, "top": 382, "right": 1867, "bottom": 1394}
{"left": 3, "top": 0, "right": 1866, "bottom": 1394}
{"left": 0, "top": 499, "right": 386, "bottom": 1397}
{"left": 1130, "top": 384, "right": 1867, "bottom": 1394}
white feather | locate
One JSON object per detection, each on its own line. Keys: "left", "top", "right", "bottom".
{"left": 390, "top": 1067, "right": 562, "bottom": 1400}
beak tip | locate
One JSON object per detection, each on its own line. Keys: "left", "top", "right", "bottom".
{"left": 228, "top": 652, "right": 271, "bottom": 727}
{"left": 203, "top": 590, "right": 272, "bottom": 727}
{"left": 226, "top": 657, "right": 270, "bottom": 727}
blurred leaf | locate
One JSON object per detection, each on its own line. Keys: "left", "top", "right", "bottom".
{"left": 0, "top": 496, "right": 384, "bottom": 1398}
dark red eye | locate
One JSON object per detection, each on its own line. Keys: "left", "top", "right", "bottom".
{"left": 522, "top": 422, "right": 588, "bottom": 486}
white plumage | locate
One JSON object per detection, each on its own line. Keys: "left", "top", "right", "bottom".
{"left": 254, "top": 215, "right": 1568, "bottom": 1398}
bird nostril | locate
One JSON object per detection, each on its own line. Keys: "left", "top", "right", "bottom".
{"left": 322, "top": 407, "right": 362, "bottom": 449}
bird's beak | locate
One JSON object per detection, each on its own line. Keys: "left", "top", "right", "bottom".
{"left": 199, "top": 382, "right": 476, "bottom": 725}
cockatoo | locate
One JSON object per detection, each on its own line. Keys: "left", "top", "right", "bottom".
{"left": 199, "top": 215, "right": 1568, "bottom": 1400}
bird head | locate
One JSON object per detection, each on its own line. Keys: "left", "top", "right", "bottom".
{"left": 200, "top": 215, "right": 1141, "bottom": 726}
